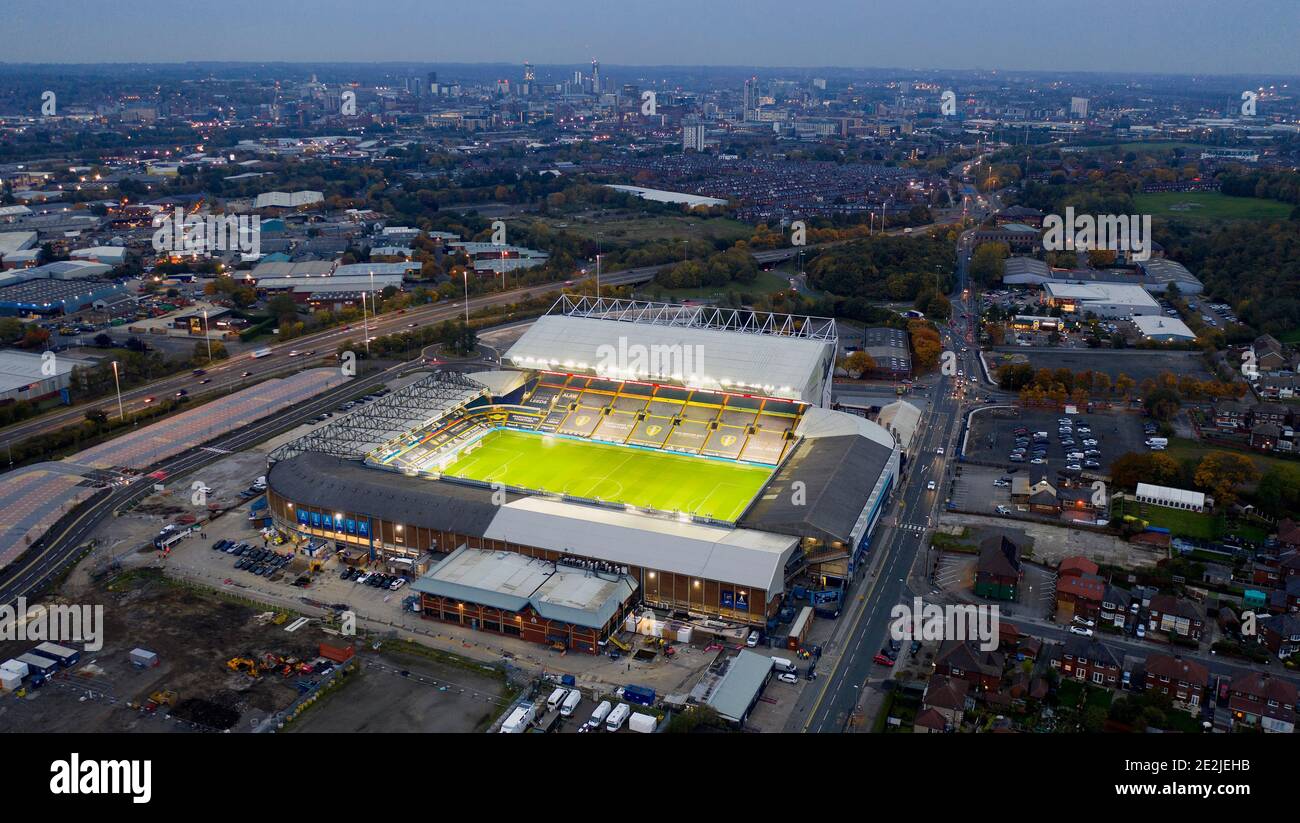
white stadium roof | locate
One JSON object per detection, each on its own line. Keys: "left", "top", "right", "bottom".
{"left": 506, "top": 298, "right": 836, "bottom": 405}
{"left": 482, "top": 496, "right": 799, "bottom": 595}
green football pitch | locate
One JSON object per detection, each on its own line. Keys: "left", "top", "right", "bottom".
{"left": 436, "top": 428, "right": 774, "bottom": 522}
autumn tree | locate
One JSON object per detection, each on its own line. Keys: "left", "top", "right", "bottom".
{"left": 1193, "top": 451, "right": 1259, "bottom": 508}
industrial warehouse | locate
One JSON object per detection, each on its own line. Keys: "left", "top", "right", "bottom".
{"left": 265, "top": 297, "right": 900, "bottom": 653}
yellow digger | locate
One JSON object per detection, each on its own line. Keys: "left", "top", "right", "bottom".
{"left": 227, "top": 657, "right": 261, "bottom": 677}
{"left": 144, "top": 689, "right": 177, "bottom": 712}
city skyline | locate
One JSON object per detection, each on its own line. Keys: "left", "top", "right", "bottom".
{"left": 4, "top": 0, "right": 1300, "bottom": 76}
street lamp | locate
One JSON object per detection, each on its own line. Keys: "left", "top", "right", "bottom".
{"left": 595, "top": 253, "right": 601, "bottom": 300}
{"left": 111, "top": 360, "right": 124, "bottom": 420}
{"left": 462, "top": 270, "right": 470, "bottom": 325}
{"left": 202, "top": 308, "right": 212, "bottom": 363}
{"left": 362, "top": 269, "right": 373, "bottom": 356}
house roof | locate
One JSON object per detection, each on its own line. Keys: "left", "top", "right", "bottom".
{"left": 923, "top": 675, "right": 970, "bottom": 711}
{"left": 936, "top": 639, "right": 1004, "bottom": 677}
{"left": 1059, "top": 556, "right": 1100, "bottom": 577}
{"left": 1228, "top": 672, "right": 1298, "bottom": 704}
{"left": 1064, "top": 636, "right": 1120, "bottom": 668}
{"left": 914, "top": 707, "right": 948, "bottom": 730}
{"left": 977, "top": 536, "right": 1021, "bottom": 578}
{"left": 1143, "top": 654, "right": 1208, "bottom": 686}
{"left": 1056, "top": 572, "right": 1106, "bottom": 603}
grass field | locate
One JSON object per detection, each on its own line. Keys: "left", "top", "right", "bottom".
{"left": 1134, "top": 191, "right": 1293, "bottom": 222}
{"left": 438, "top": 428, "right": 773, "bottom": 522}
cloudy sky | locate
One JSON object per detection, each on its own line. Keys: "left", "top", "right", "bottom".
{"left": 6, "top": 0, "right": 1298, "bottom": 75}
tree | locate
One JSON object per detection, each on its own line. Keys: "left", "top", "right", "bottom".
{"left": 839, "top": 350, "right": 877, "bottom": 378}
{"left": 969, "top": 242, "right": 1008, "bottom": 285}
{"left": 1110, "top": 452, "right": 1182, "bottom": 490}
{"left": 1193, "top": 451, "right": 1259, "bottom": 508}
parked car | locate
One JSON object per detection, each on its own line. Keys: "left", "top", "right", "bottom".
{"left": 872, "top": 653, "right": 895, "bottom": 666}
{"left": 1069, "top": 626, "right": 1094, "bottom": 637}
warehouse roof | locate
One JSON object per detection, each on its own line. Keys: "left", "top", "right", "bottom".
{"left": 412, "top": 547, "right": 636, "bottom": 629}
{"left": 1132, "top": 315, "right": 1196, "bottom": 340}
{"left": 707, "top": 650, "right": 774, "bottom": 723}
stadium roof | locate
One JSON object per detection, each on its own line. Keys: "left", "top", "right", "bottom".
{"left": 741, "top": 430, "right": 894, "bottom": 545}
{"left": 506, "top": 298, "right": 836, "bottom": 404}
{"left": 411, "top": 547, "right": 636, "bottom": 629}
{"left": 267, "top": 452, "right": 516, "bottom": 535}
{"left": 483, "top": 496, "right": 799, "bottom": 594}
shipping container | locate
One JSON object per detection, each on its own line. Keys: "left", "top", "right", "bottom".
{"left": 33, "top": 642, "right": 80, "bottom": 668}
{"left": 16, "top": 652, "right": 58, "bottom": 677}
{"left": 587, "top": 700, "right": 612, "bottom": 729}
{"left": 0, "top": 671, "right": 20, "bottom": 692}
{"left": 787, "top": 607, "right": 814, "bottom": 650}
{"left": 560, "top": 688, "right": 582, "bottom": 717}
{"left": 629, "top": 712, "right": 657, "bottom": 734}
{"left": 606, "top": 702, "right": 631, "bottom": 732}
{"left": 0, "top": 659, "right": 29, "bottom": 679}
{"left": 622, "top": 684, "right": 655, "bottom": 706}
{"left": 318, "top": 643, "right": 354, "bottom": 663}
{"left": 129, "top": 648, "right": 159, "bottom": 668}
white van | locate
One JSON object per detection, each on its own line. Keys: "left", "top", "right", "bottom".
{"left": 560, "top": 688, "right": 582, "bottom": 717}
{"left": 546, "top": 686, "right": 568, "bottom": 712}
{"left": 587, "top": 700, "right": 612, "bottom": 729}
{"left": 746, "top": 631, "right": 760, "bottom": 648}
{"left": 606, "top": 702, "right": 631, "bottom": 731}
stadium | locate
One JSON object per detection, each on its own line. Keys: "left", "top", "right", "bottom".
{"left": 266, "top": 297, "right": 900, "bottom": 653}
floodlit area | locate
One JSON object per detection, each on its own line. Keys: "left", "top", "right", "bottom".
{"left": 436, "top": 428, "right": 773, "bottom": 523}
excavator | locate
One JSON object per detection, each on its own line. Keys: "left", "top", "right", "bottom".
{"left": 227, "top": 657, "right": 261, "bottom": 677}
{"left": 144, "top": 689, "right": 177, "bottom": 712}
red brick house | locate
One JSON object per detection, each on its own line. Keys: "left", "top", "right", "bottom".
{"left": 1277, "top": 520, "right": 1300, "bottom": 553}
{"left": 922, "top": 674, "right": 970, "bottom": 729}
{"left": 1227, "top": 673, "right": 1297, "bottom": 734}
{"left": 1057, "top": 636, "right": 1122, "bottom": 689}
{"left": 1261, "top": 613, "right": 1300, "bottom": 659}
{"left": 935, "top": 639, "right": 1005, "bottom": 693}
{"left": 1147, "top": 594, "right": 1206, "bottom": 643}
{"left": 1055, "top": 572, "right": 1106, "bottom": 623}
{"left": 1142, "top": 654, "right": 1208, "bottom": 713}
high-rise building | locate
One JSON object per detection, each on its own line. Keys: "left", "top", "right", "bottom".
{"left": 742, "top": 76, "right": 757, "bottom": 120}
{"left": 590, "top": 59, "right": 601, "bottom": 94}
{"left": 682, "top": 121, "right": 707, "bottom": 152}
{"left": 427, "top": 71, "right": 439, "bottom": 96}
{"left": 523, "top": 62, "right": 534, "bottom": 96}
{"left": 1070, "top": 96, "right": 1089, "bottom": 118}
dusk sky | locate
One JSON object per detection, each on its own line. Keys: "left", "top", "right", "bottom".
{"left": 5, "top": 0, "right": 1299, "bottom": 75}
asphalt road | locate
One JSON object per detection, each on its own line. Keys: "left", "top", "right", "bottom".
{"left": 0, "top": 359, "right": 412, "bottom": 611}
{"left": 793, "top": 198, "right": 999, "bottom": 732}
